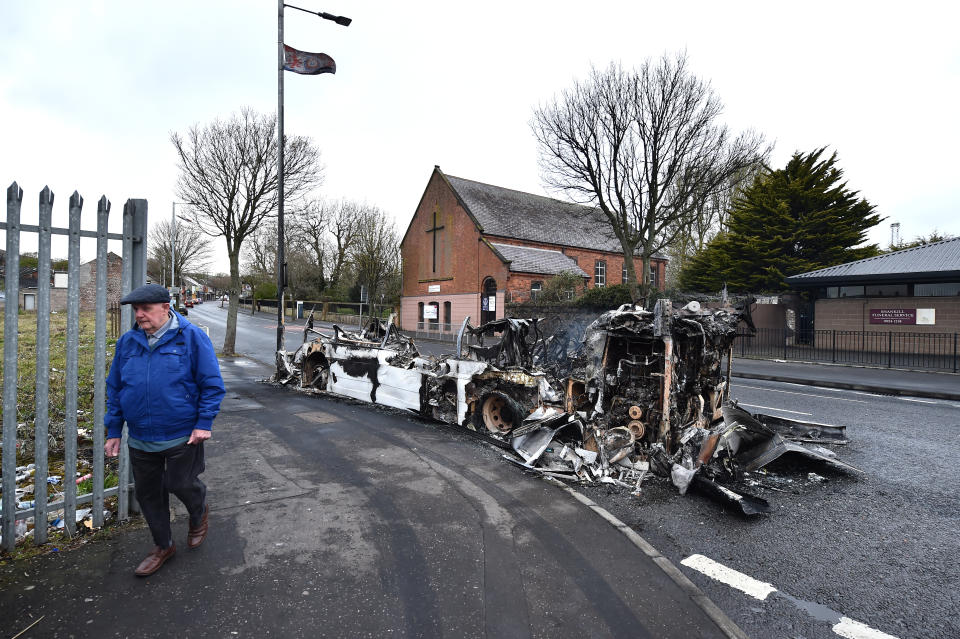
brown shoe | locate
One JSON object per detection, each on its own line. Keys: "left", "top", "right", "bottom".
{"left": 135, "top": 543, "right": 176, "bottom": 577}
{"left": 187, "top": 504, "right": 209, "bottom": 549}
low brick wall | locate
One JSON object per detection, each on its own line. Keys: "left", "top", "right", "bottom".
{"left": 815, "top": 297, "right": 960, "bottom": 333}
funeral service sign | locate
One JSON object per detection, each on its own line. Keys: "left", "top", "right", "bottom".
{"left": 869, "top": 308, "right": 936, "bottom": 325}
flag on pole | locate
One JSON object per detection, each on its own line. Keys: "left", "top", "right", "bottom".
{"left": 283, "top": 45, "right": 336, "bottom": 75}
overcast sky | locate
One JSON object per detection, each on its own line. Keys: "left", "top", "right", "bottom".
{"left": 1, "top": 1, "right": 957, "bottom": 273}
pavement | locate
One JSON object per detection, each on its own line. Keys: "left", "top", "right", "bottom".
{"left": 731, "top": 357, "right": 960, "bottom": 401}
{"left": 0, "top": 357, "right": 743, "bottom": 639}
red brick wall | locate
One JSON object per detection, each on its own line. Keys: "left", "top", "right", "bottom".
{"left": 506, "top": 272, "right": 553, "bottom": 304}
{"left": 486, "top": 235, "right": 667, "bottom": 290}
{"left": 401, "top": 170, "right": 509, "bottom": 299}
{"left": 399, "top": 168, "right": 667, "bottom": 325}
{"left": 815, "top": 297, "right": 960, "bottom": 333}
{"left": 400, "top": 171, "right": 509, "bottom": 327}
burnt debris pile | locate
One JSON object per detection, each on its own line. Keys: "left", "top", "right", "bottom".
{"left": 276, "top": 300, "right": 859, "bottom": 515}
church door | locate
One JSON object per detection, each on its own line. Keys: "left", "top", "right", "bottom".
{"left": 480, "top": 277, "right": 497, "bottom": 324}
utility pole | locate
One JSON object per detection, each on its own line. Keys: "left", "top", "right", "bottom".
{"left": 275, "top": 2, "right": 350, "bottom": 353}
{"left": 276, "top": 0, "right": 287, "bottom": 352}
{"left": 171, "top": 202, "right": 176, "bottom": 290}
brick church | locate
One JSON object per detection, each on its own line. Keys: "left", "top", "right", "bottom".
{"left": 399, "top": 167, "right": 667, "bottom": 333}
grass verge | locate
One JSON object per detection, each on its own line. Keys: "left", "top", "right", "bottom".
{"left": 0, "top": 311, "right": 115, "bottom": 467}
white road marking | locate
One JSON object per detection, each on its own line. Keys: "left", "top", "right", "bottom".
{"left": 682, "top": 554, "right": 902, "bottom": 639}
{"left": 736, "top": 403, "right": 812, "bottom": 416}
{"left": 680, "top": 554, "right": 777, "bottom": 600}
{"left": 897, "top": 397, "right": 939, "bottom": 405}
{"left": 735, "top": 384, "right": 871, "bottom": 404}
{"left": 833, "top": 616, "right": 900, "bottom": 639}
{"left": 845, "top": 390, "right": 885, "bottom": 398}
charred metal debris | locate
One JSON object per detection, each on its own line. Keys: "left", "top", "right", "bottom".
{"left": 276, "top": 301, "right": 861, "bottom": 515}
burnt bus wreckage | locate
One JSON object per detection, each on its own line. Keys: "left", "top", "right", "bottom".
{"left": 275, "top": 300, "right": 861, "bottom": 515}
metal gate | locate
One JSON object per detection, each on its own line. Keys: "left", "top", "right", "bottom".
{"left": 1, "top": 182, "right": 147, "bottom": 551}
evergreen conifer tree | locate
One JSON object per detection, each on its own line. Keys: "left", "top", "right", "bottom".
{"left": 680, "top": 148, "right": 882, "bottom": 292}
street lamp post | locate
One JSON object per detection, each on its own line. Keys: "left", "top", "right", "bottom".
{"left": 171, "top": 202, "right": 176, "bottom": 290}
{"left": 276, "top": 2, "right": 350, "bottom": 353}
{"left": 277, "top": 0, "right": 286, "bottom": 353}
{"left": 171, "top": 202, "right": 193, "bottom": 305}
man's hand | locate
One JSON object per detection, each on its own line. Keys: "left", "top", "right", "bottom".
{"left": 105, "top": 438, "right": 122, "bottom": 457}
{"left": 187, "top": 429, "right": 212, "bottom": 445}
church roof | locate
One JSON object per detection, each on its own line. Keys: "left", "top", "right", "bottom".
{"left": 444, "top": 174, "right": 622, "bottom": 252}
{"left": 490, "top": 243, "right": 589, "bottom": 277}
{"left": 786, "top": 237, "right": 960, "bottom": 285}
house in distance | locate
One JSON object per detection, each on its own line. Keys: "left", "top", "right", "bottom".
{"left": 399, "top": 166, "right": 667, "bottom": 334}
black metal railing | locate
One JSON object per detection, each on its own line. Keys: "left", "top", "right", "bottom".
{"left": 736, "top": 328, "right": 959, "bottom": 372}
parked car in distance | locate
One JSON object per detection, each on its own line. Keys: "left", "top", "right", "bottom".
{"left": 185, "top": 299, "right": 194, "bottom": 308}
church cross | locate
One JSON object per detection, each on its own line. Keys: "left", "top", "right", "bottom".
{"left": 425, "top": 207, "right": 445, "bottom": 273}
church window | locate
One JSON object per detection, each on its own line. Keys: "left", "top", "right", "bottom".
{"left": 595, "top": 260, "right": 606, "bottom": 287}
{"left": 531, "top": 281, "right": 543, "bottom": 300}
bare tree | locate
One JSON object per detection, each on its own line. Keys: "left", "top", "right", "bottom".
{"left": 350, "top": 206, "right": 400, "bottom": 309}
{"left": 242, "top": 219, "right": 281, "bottom": 278}
{"left": 327, "top": 199, "right": 362, "bottom": 291}
{"left": 209, "top": 273, "right": 232, "bottom": 294}
{"left": 288, "top": 198, "right": 332, "bottom": 288}
{"left": 666, "top": 162, "right": 763, "bottom": 284}
{"left": 171, "top": 107, "right": 322, "bottom": 354}
{"left": 147, "top": 217, "right": 213, "bottom": 288}
{"left": 284, "top": 250, "right": 326, "bottom": 299}
{"left": 532, "top": 53, "right": 768, "bottom": 301}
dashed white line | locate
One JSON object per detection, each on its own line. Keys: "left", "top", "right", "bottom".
{"left": 680, "top": 554, "right": 777, "bottom": 600}
{"left": 735, "top": 384, "right": 871, "bottom": 404}
{"left": 897, "top": 397, "right": 939, "bottom": 405}
{"left": 833, "top": 616, "right": 900, "bottom": 639}
{"left": 736, "top": 403, "right": 812, "bottom": 416}
{"left": 682, "top": 554, "right": 902, "bottom": 639}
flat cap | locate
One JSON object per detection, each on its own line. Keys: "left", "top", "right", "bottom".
{"left": 120, "top": 284, "right": 172, "bottom": 305}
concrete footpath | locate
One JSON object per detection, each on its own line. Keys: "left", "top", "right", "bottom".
{"left": 0, "top": 357, "right": 743, "bottom": 639}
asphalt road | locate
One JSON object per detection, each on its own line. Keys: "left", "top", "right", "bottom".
{"left": 188, "top": 303, "right": 447, "bottom": 365}
{"left": 191, "top": 304, "right": 960, "bottom": 639}
{"left": 189, "top": 302, "right": 299, "bottom": 365}
{"left": 601, "top": 379, "right": 960, "bottom": 639}
{"left": 0, "top": 354, "right": 735, "bottom": 638}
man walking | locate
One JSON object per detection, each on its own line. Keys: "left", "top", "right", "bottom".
{"left": 105, "top": 284, "right": 225, "bottom": 576}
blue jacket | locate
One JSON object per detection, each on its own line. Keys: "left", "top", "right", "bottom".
{"left": 106, "top": 310, "right": 225, "bottom": 441}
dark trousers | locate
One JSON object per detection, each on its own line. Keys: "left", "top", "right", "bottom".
{"left": 129, "top": 442, "right": 206, "bottom": 548}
